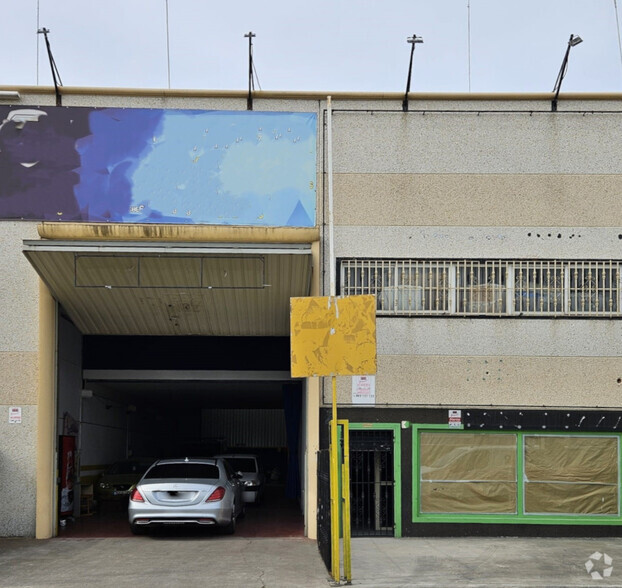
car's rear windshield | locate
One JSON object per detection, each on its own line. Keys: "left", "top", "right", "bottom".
{"left": 144, "top": 463, "right": 219, "bottom": 480}
{"left": 223, "top": 458, "right": 257, "bottom": 473}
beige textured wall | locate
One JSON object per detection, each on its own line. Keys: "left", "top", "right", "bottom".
{"left": 334, "top": 355, "right": 622, "bottom": 407}
{"left": 0, "top": 222, "right": 41, "bottom": 536}
{"left": 326, "top": 105, "right": 622, "bottom": 411}
{"left": 334, "top": 174, "right": 622, "bottom": 227}
{"left": 331, "top": 111, "right": 622, "bottom": 175}
{"left": 335, "top": 226, "right": 622, "bottom": 260}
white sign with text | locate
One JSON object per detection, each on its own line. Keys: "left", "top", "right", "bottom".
{"left": 9, "top": 406, "right": 22, "bottom": 424}
{"left": 352, "top": 375, "right": 376, "bottom": 404}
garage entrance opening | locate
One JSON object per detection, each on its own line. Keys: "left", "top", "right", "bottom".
{"left": 56, "top": 328, "right": 305, "bottom": 538}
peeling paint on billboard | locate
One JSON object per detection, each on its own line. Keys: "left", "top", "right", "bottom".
{"left": 0, "top": 106, "right": 317, "bottom": 226}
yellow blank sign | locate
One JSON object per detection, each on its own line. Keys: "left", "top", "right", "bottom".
{"left": 290, "top": 295, "right": 377, "bottom": 377}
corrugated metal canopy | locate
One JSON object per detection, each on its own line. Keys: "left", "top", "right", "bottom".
{"left": 23, "top": 240, "right": 313, "bottom": 336}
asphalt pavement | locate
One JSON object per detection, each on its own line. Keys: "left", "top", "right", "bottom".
{"left": 2, "top": 535, "right": 622, "bottom": 587}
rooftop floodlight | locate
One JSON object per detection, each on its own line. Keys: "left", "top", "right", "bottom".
{"left": 403, "top": 34, "right": 424, "bottom": 112}
{"left": 0, "top": 91, "right": 21, "bottom": 100}
{"left": 0, "top": 109, "right": 47, "bottom": 133}
{"left": 551, "top": 34, "right": 583, "bottom": 112}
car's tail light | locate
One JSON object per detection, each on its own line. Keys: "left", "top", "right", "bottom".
{"left": 206, "top": 486, "right": 225, "bottom": 502}
{"left": 130, "top": 488, "right": 144, "bottom": 502}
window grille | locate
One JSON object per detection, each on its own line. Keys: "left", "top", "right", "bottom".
{"left": 513, "top": 261, "right": 564, "bottom": 315}
{"left": 339, "top": 259, "right": 622, "bottom": 317}
{"left": 568, "top": 262, "right": 619, "bottom": 314}
{"left": 457, "top": 260, "right": 506, "bottom": 315}
{"left": 341, "top": 260, "right": 453, "bottom": 314}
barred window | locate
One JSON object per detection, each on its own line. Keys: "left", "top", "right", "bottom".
{"left": 339, "top": 259, "right": 622, "bottom": 317}
{"left": 341, "top": 260, "right": 453, "bottom": 314}
{"left": 513, "top": 262, "right": 564, "bottom": 314}
{"left": 457, "top": 261, "right": 507, "bottom": 314}
{"left": 568, "top": 262, "right": 619, "bottom": 314}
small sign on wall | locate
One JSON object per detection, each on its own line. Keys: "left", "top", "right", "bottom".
{"left": 352, "top": 375, "right": 376, "bottom": 404}
{"left": 448, "top": 409, "right": 462, "bottom": 428}
{"left": 9, "top": 406, "right": 22, "bottom": 424}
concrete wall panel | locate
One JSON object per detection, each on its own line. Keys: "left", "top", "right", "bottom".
{"left": 0, "top": 223, "right": 41, "bottom": 352}
{"left": 333, "top": 355, "right": 622, "bottom": 408}
{"left": 0, "top": 352, "right": 38, "bottom": 404}
{"left": 377, "top": 318, "right": 622, "bottom": 358}
{"left": 332, "top": 112, "right": 622, "bottom": 175}
{"left": 334, "top": 174, "right": 622, "bottom": 227}
{"left": 335, "top": 226, "right": 622, "bottom": 260}
{"left": 0, "top": 404, "right": 37, "bottom": 536}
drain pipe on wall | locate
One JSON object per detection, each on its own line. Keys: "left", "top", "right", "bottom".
{"left": 326, "top": 95, "right": 336, "bottom": 298}
{"left": 326, "top": 95, "right": 341, "bottom": 583}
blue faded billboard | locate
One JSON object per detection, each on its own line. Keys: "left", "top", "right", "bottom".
{"left": 0, "top": 106, "right": 316, "bottom": 226}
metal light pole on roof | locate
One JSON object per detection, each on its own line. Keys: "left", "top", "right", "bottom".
{"left": 551, "top": 34, "right": 583, "bottom": 112}
{"left": 37, "top": 27, "right": 63, "bottom": 106}
{"left": 402, "top": 34, "right": 423, "bottom": 112}
{"left": 245, "top": 31, "right": 256, "bottom": 110}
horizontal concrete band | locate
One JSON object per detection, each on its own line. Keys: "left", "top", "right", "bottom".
{"left": 332, "top": 355, "right": 622, "bottom": 408}
{"left": 38, "top": 223, "right": 320, "bottom": 243}
{"left": 332, "top": 113, "right": 622, "bottom": 174}
{"left": 5, "top": 85, "right": 622, "bottom": 101}
{"left": 334, "top": 174, "right": 622, "bottom": 227}
{"left": 375, "top": 319, "right": 622, "bottom": 357}
{"left": 335, "top": 226, "right": 622, "bottom": 259}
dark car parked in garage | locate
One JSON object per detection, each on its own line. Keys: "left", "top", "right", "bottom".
{"left": 95, "top": 459, "right": 154, "bottom": 504}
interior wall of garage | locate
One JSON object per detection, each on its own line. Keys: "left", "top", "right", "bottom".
{"left": 57, "top": 315, "right": 82, "bottom": 519}
{"left": 0, "top": 222, "right": 41, "bottom": 537}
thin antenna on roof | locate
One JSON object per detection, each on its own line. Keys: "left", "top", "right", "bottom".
{"left": 165, "top": 0, "right": 171, "bottom": 89}
{"left": 614, "top": 0, "right": 622, "bottom": 86}
{"left": 245, "top": 31, "right": 256, "bottom": 110}
{"left": 467, "top": 1, "right": 472, "bottom": 92}
{"left": 37, "top": 27, "right": 63, "bottom": 106}
{"left": 36, "top": 0, "right": 40, "bottom": 84}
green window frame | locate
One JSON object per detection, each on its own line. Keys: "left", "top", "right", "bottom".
{"left": 412, "top": 424, "right": 622, "bottom": 526}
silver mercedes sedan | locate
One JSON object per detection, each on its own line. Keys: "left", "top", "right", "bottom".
{"left": 128, "top": 457, "right": 244, "bottom": 535}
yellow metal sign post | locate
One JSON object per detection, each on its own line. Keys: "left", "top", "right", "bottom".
{"left": 291, "top": 294, "right": 376, "bottom": 584}
{"left": 338, "top": 419, "right": 352, "bottom": 581}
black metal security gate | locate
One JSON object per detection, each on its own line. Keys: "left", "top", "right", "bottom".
{"left": 317, "top": 449, "right": 331, "bottom": 571}
{"left": 349, "top": 429, "right": 395, "bottom": 536}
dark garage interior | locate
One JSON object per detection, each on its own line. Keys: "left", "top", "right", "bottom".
{"left": 57, "top": 333, "right": 305, "bottom": 537}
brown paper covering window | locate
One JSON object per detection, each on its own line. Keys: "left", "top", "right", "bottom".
{"left": 420, "top": 482, "right": 517, "bottom": 514}
{"left": 420, "top": 433, "right": 517, "bottom": 481}
{"left": 524, "top": 482, "right": 618, "bottom": 515}
{"left": 419, "top": 433, "right": 517, "bottom": 514}
{"left": 524, "top": 436, "right": 618, "bottom": 484}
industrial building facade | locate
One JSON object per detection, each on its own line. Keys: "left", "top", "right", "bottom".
{"left": 1, "top": 86, "right": 622, "bottom": 539}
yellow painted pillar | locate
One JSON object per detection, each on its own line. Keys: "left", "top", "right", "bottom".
{"left": 35, "top": 282, "right": 56, "bottom": 539}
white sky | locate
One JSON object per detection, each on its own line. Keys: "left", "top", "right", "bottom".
{"left": 1, "top": 0, "right": 621, "bottom": 93}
